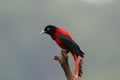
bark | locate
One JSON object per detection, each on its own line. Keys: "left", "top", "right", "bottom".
{"left": 54, "top": 50, "right": 84, "bottom": 80}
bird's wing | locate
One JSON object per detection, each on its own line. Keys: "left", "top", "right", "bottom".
{"left": 59, "top": 33, "right": 84, "bottom": 57}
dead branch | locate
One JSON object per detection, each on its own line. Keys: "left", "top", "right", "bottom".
{"left": 54, "top": 50, "right": 84, "bottom": 80}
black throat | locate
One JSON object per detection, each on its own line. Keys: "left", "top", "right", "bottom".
{"left": 49, "top": 31, "right": 56, "bottom": 40}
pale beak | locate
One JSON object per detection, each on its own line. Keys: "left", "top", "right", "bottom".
{"left": 40, "top": 31, "right": 45, "bottom": 34}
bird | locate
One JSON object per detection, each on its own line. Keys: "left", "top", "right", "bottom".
{"left": 40, "top": 25, "right": 85, "bottom": 77}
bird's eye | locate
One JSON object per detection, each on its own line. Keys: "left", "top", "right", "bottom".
{"left": 47, "top": 28, "right": 50, "bottom": 31}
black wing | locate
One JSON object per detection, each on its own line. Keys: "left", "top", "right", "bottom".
{"left": 59, "top": 33, "right": 84, "bottom": 58}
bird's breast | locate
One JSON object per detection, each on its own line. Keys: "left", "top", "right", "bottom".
{"left": 54, "top": 28, "right": 72, "bottom": 49}
{"left": 55, "top": 38, "right": 66, "bottom": 49}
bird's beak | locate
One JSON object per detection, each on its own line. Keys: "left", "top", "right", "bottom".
{"left": 40, "top": 30, "right": 45, "bottom": 34}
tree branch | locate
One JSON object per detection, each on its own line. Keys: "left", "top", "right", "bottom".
{"left": 54, "top": 50, "right": 84, "bottom": 80}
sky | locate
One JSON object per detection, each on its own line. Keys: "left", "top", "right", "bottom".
{"left": 0, "top": 0, "right": 120, "bottom": 80}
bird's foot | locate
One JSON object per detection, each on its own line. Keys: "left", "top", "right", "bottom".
{"left": 61, "top": 49, "right": 69, "bottom": 54}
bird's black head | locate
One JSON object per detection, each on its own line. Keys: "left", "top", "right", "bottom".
{"left": 41, "top": 25, "right": 57, "bottom": 40}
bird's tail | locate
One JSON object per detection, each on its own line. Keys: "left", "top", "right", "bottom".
{"left": 71, "top": 53, "right": 79, "bottom": 78}
{"left": 79, "top": 50, "right": 85, "bottom": 58}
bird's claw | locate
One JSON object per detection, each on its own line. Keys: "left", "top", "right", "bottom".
{"left": 61, "top": 49, "right": 69, "bottom": 54}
